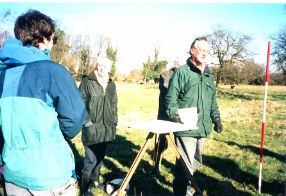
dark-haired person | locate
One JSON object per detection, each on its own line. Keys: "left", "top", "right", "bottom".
{"left": 0, "top": 10, "right": 85, "bottom": 196}
{"left": 165, "top": 37, "right": 223, "bottom": 195}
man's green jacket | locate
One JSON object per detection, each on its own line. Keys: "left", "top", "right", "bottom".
{"left": 165, "top": 62, "right": 220, "bottom": 138}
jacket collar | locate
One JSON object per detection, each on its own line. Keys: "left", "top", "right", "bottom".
{"left": 186, "top": 56, "right": 211, "bottom": 76}
{"left": 0, "top": 38, "right": 49, "bottom": 67}
{"left": 87, "top": 69, "right": 112, "bottom": 82}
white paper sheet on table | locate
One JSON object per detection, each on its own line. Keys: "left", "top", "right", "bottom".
{"left": 120, "top": 120, "right": 198, "bottom": 134}
{"left": 177, "top": 107, "right": 198, "bottom": 128}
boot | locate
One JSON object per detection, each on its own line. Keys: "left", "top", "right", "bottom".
{"left": 153, "top": 156, "right": 161, "bottom": 175}
{"left": 173, "top": 179, "right": 188, "bottom": 196}
{"left": 81, "top": 171, "right": 91, "bottom": 194}
{"left": 83, "top": 188, "right": 94, "bottom": 196}
{"left": 90, "top": 163, "right": 104, "bottom": 190}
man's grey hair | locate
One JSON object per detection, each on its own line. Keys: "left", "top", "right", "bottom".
{"left": 190, "top": 36, "right": 208, "bottom": 49}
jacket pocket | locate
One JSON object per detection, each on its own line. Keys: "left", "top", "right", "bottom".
{"left": 82, "top": 121, "right": 106, "bottom": 144}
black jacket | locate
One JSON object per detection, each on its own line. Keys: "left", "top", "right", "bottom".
{"left": 157, "top": 67, "right": 176, "bottom": 120}
{"left": 79, "top": 71, "right": 118, "bottom": 145}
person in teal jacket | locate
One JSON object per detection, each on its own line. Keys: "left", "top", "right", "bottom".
{"left": 165, "top": 37, "right": 223, "bottom": 196}
{"left": 0, "top": 10, "right": 85, "bottom": 196}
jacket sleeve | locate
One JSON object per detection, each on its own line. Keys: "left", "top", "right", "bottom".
{"left": 210, "top": 79, "right": 220, "bottom": 120}
{"left": 79, "top": 77, "right": 91, "bottom": 124}
{"left": 51, "top": 67, "right": 85, "bottom": 139}
{"left": 158, "top": 74, "right": 166, "bottom": 119}
{"left": 79, "top": 76, "right": 89, "bottom": 103}
{"left": 158, "top": 74, "right": 165, "bottom": 94}
{"left": 0, "top": 128, "right": 3, "bottom": 165}
{"left": 165, "top": 70, "right": 180, "bottom": 119}
{"left": 112, "top": 83, "right": 118, "bottom": 125}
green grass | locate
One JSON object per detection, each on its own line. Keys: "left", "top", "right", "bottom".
{"left": 70, "top": 84, "right": 286, "bottom": 196}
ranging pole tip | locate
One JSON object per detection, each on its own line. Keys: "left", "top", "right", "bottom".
{"left": 265, "top": 42, "right": 271, "bottom": 82}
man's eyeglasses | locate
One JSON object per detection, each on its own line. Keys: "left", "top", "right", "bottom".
{"left": 193, "top": 47, "right": 210, "bottom": 54}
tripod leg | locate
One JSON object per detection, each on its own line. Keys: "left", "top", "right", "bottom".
{"left": 117, "top": 132, "right": 155, "bottom": 196}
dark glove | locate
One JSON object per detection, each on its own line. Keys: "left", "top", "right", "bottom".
{"left": 169, "top": 114, "right": 183, "bottom": 124}
{"left": 212, "top": 117, "right": 223, "bottom": 133}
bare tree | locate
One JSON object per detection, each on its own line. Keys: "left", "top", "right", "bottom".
{"left": 69, "top": 34, "right": 118, "bottom": 80}
{"left": 106, "top": 39, "right": 118, "bottom": 78}
{"left": 272, "top": 25, "right": 286, "bottom": 85}
{"left": 71, "top": 35, "right": 92, "bottom": 79}
{"left": 239, "top": 60, "right": 264, "bottom": 84}
{"left": 143, "top": 47, "right": 168, "bottom": 82}
{"left": 51, "top": 29, "right": 71, "bottom": 64}
{"left": 128, "top": 69, "right": 144, "bottom": 83}
{"left": 0, "top": 9, "right": 13, "bottom": 48}
{"left": 208, "top": 26, "right": 253, "bottom": 85}
{"left": 95, "top": 34, "right": 108, "bottom": 58}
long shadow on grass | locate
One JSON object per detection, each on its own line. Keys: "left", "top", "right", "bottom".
{"left": 268, "top": 93, "right": 286, "bottom": 101}
{"left": 159, "top": 155, "right": 252, "bottom": 195}
{"left": 203, "top": 155, "right": 284, "bottom": 195}
{"left": 194, "top": 171, "right": 252, "bottom": 196}
{"left": 104, "top": 135, "right": 173, "bottom": 195}
{"left": 216, "top": 139, "right": 285, "bottom": 163}
{"left": 145, "top": 152, "right": 252, "bottom": 195}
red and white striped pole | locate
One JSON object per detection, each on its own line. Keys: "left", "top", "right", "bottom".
{"left": 258, "top": 41, "right": 271, "bottom": 194}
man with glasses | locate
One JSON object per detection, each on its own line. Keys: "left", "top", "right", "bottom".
{"left": 0, "top": 10, "right": 85, "bottom": 196}
{"left": 165, "top": 37, "right": 223, "bottom": 195}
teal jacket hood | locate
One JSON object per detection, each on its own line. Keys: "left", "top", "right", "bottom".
{"left": 0, "top": 38, "right": 49, "bottom": 66}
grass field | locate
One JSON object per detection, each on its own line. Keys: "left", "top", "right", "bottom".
{"left": 71, "top": 84, "right": 286, "bottom": 196}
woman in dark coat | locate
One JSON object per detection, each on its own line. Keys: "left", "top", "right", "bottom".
{"left": 79, "top": 56, "right": 118, "bottom": 195}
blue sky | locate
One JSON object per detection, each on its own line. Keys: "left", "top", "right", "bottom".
{"left": 1, "top": 3, "right": 285, "bottom": 74}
